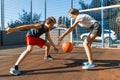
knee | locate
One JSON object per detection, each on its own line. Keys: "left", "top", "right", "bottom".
{"left": 26, "top": 47, "right": 32, "bottom": 53}
{"left": 83, "top": 40, "right": 90, "bottom": 47}
{"left": 83, "top": 41, "right": 87, "bottom": 47}
{"left": 45, "top": 42, "right": 51, "bottom": 48}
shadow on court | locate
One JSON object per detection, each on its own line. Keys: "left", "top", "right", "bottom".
{"left": 0, "top": 47, "right": 120, "bottom": 80}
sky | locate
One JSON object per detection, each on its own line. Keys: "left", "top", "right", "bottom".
{"left": 0, "top": 0, "right": 92, "bottom": 28}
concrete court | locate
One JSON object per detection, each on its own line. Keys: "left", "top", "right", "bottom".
{"left": 0, "top": 45, "right": 120, "bottom": 80}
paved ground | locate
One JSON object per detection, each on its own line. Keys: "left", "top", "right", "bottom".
{"left": 0, "top": 45, "right": 120, "bottom": 80}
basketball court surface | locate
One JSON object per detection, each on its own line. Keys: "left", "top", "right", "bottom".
{"left": 0, "top": 45, "right": 120, "bottom": 80}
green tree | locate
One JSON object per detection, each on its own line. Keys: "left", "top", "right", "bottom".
{"left": 57, "top": 16, "right": 62, "bottom": 26}
{"left": 8, "top": 9, "right": 41, "bottom": 28}
{"left": 8, "top": 20, "right": 22, "bottom": 28}
{"left": 112, "top": 0, "right": 120, "bottom": 33}
{"left": 62, "top": 16, "right": 65, "bottom": 24}
{"left": 91, "top": 0, "right": 101, "bottom": 8}
{"left": 65, "top": 17, "right": 70, "bottom": 28}
{"left": 79, "top": 0, "right": 120, "bottom": 34}
{"left": 79, "top": 0, "right": 89, "bottom": 9}
{"left": 57, "top": 16, "right": 66, "bottom": 28}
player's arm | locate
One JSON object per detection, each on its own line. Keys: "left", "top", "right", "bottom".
{"left": 46, "top": 30, "right": 56, "bottom": 48}
{"left": 5, "top": 24, "right": 41, "bottom": 34}
{"left": 58, "top": 21, "right": 79, "bottom": 41}
{"left": 46, "top": 30, "right": 58, "bottom": 52}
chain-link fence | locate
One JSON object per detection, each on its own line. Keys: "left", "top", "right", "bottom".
{"left": 0, "top": 0, "right": 120, "bottom": 48}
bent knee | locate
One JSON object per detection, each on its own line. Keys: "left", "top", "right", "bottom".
{"left": 26, "top": 49, "right": 32, "bottom": 53}
{"left": 83, "top": 41, "right": 87, "bottom": 46}
{"left": 83, "top": 40, "right": 91, "bottom": 47}
{"left": 26, "top": 46, "right": 33, "bottom": 52}
{"left": 45, "top": 42, "right": 51, "bottom": 47}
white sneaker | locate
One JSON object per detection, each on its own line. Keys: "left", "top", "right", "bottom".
{"left": 83, "top": 62, "right": 89, "bottom": 65}
{"left": 10, "top": 66, "right": 21, "bottom": 76}
{"left": 82, "top": 63, "right": 95, "bottom": 69}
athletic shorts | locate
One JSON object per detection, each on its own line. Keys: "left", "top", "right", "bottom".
{"left": 25, "top": 36, "right": 46, "bottom": 48}
{"left": 89, "top": 22, "right": 102, "bottom": 37}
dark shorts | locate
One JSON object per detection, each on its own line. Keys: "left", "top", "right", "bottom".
{"left": 89, "top": 22, "right": 102, "bottom": 37}
{"left": 25, "top": 36, "right": 46, "bottom": 48}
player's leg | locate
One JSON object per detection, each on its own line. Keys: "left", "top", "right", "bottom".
{"left": 44, "top": 42, "right": 51, "bottom": 56}
{"left": 36, "top": 38, "right": 53, "bottom": 60}
{"left": 82, "top": 34, "right": 96, "bottom": 69}
{"left": 44, "top": 42, "right": 53, "bottom": 60}
{"left": 10, "top": 36, "right": 34, "bottom": 75}
{"left": 15, "top": 45, "right": 33, "bottom": 65}
{"left": 10, "top": 45, "right": 33, "bottom": 75}
{"left": 83, "top": 34, "right": 97, "bottom": 64}
{"left": 82, "top": 22, "right": 101, "bottom": 69}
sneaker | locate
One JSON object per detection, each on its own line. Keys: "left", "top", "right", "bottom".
{"left": 82, "top": 63, "right": 95, "bottom": 69}
{"left": 44, "top": 55, "right": 53, "bottom": 60}
{"left": 83, "top": 62, "right": 89, "bottom": 65}
{"left": 9, "top": 66, "right": 21, "bottom": 76}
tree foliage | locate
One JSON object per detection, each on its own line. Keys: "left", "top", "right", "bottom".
{"left": 8, "top": 9, "right": 41, "bottom": 28}
{"left": 57, "top": 16, "right": 70, "bottom": 28}
{"left": 79, "top": 1, "right": 89, "bottom": 9}
{"left": 79, "top": 0, "right": 120, "bottom": 31}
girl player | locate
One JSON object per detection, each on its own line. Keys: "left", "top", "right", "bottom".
{"left": 58, "top": 8, "right": 101, "bottom": 69}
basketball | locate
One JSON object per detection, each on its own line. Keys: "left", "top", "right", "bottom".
{"left": 62, "top": 41, "right": 74, "bottom": 53}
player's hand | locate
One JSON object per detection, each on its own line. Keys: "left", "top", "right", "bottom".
{"left": 5, "top": 27, "right": 14, "bottom": 34}
{"left": 57, "top": 36, "right": 64, "bottom": 45}
{"left": 54, "top": 47, "right": 59, "bottom": 53}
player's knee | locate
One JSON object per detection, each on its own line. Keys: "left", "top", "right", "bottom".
{"left": 83, "top": 41, "right": 87, "bottom": 47}
{"left": 45, "top": 42, "right": 51, "bottom": 48}
{"left": 83, "top": 40, "right": 90, "bottom": 47}
{"left": 26, "top": 47, "right": 33, "bottom": 53}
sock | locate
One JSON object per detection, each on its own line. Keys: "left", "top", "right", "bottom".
{"left": 14, "top": 65, "right": 18, "bottom": 70}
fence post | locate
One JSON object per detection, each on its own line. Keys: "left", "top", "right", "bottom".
{"left": 101, "top": 0, "right": 104, "bottom": 48}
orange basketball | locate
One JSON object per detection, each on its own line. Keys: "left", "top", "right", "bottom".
{"left": 62, "top": 41, "right": 74, "bottom": 53}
